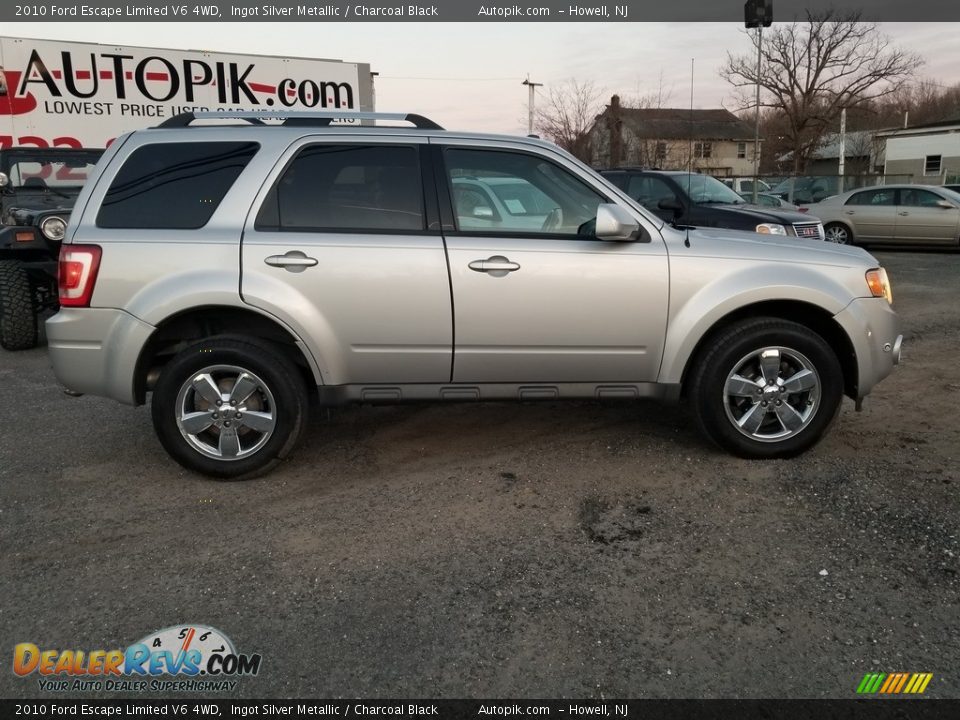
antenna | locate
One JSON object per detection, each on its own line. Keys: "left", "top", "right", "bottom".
{"left": 685, "top": 58, "right": 694, "bottom": 248}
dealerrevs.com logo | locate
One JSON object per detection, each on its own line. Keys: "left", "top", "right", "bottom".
{"left": 13, "top": 624, "right": 261, "bottom": 692}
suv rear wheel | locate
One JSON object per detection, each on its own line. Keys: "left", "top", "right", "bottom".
{"left": 0, "top": 260, "right": 39, "bottom": 351}
{"left": 151, "top": 338, "right": 308, "bottom": 479}
{"left": 690, "top": 318, "right": 843, "bottom": 458}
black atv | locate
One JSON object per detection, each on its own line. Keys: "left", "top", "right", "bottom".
{"left": 0, "top": 147, "right": 103, "bottom": 350}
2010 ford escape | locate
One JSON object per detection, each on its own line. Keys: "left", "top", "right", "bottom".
{"left": 46, "top": 111, "right": 902, "bottom": 479}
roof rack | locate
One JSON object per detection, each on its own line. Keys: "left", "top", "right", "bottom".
{"left": 156, "top": 110, "right": 443, "bottom": 130}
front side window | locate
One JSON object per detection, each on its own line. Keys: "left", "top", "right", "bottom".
{"left": 444, "top": 148, "right": 605, "bottom": 237}
{"left": 98, "top": 142, "right": 259, "bottom": 229}
{"left": 626, "top": 176, "right": 678, "bottom": 211}
{"left": 901, "top": 188, "right": 945, "bottom": 207}
{"left": 256, "top": 144, "right": 423, "bottom": 232}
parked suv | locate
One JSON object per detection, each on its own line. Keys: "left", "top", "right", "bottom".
{"left": 47, "top": 111, "right": 901, "bottom": 479}
{"left": 600, "top": 169, "right": 825, "bottom": 240}
{"left": 721, "top": 177, "right": 771, "bottom": 195}
{"left": 0, "top": 147, "right": 103, "bottom": 349}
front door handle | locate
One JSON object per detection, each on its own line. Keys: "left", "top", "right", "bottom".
{"left": 265, "top": 251, "right": 318, "bottom": 273}
{"left": 468, "top": 256, "right": 521, "bottom": 276}
{"left": 898, "top": 211, "right": 910, "bottom": 216}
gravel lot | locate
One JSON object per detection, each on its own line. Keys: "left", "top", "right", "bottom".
{"left": 1, "top": 250, "right": 957, "bottom": 700}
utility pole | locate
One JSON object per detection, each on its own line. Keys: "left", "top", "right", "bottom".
{"left": 744, "top": 0, "right": 772, "bottom": 204}
{"left": 522, "top": 75, "right": 543, "bottom": 135}
{"left": 838, "top": 107, "right": 846, "bottom": 182}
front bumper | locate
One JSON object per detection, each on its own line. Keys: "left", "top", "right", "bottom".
{"left": 46, "top": 308, "right": 155, "bottom": 405}
{"left": 833, "top": 297, "right": 902, "bottom": 400}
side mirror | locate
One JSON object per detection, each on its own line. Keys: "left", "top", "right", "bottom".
{"left": 657, "top": 197, "right": 684, "bottom": 219}
{"left": 936, "top": 199, "right": 955, "bottom": 209}
{"left": 0, "top": 172, "right": 8, "bottom": 188}
{"left": 595, "top": 203, "right": 640, "bottom": 242}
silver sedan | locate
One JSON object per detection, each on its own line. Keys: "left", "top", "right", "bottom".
{"left": 806, "top": 184, "right": 960, "bottom": 246}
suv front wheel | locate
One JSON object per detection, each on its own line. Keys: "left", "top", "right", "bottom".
{"left": 690, "top": 318, "right": 843, "bottom": 458}
{"left": 151, "top": 338, "right": 308, "bottom": 479}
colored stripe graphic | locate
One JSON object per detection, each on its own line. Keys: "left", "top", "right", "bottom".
{"left": 856, "top": 672, "right": 932, "bottom": 694}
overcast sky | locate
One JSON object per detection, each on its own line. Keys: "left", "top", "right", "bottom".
{"left": 7, "top": 22, "right": 959, "bottom": 133}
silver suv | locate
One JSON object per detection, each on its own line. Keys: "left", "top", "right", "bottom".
{"left": 47, "top": 111, "right": 902, "bottom": 479}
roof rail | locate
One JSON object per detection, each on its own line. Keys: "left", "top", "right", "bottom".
{"left": 156, "top": 110, "right": 444, "bottom": 130}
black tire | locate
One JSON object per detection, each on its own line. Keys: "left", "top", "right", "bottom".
{"left": 823, "top": 222, "right": 854, "bottom": 245}
{"left": 151, "top": 337, "right": 308, "bottom": 480}
{"left": 689, "top": 318, "right": 843, "bottom": 459}
{"left": 0, "top": 259, "right": 39, "bottom": 351}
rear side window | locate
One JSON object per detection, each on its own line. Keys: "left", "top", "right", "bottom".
{"left": 97, "top": 142, "right": 259, "bottom": 229}
{"left": 256, "top": 144, "right": 424, "bottom": 232}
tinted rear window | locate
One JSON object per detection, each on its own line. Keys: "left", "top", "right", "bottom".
{"left": 255, "top": 144, "right": 423, "bottom": 232}
{"left": 97, "top": 142, "right": 259, "bottom": 229}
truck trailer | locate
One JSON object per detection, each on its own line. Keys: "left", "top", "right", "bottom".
{"left": 0, "top": 36, "right": 375, "bottom": 349}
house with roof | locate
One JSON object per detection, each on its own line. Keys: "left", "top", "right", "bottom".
{"left": 876, "top": 119, "right": 960, "bottom": 184}
{"left": 797, "top": 130, "right": 882, "bottom": 176}
{"left": 590, "top": 95, "right": 760, "bottom": 176}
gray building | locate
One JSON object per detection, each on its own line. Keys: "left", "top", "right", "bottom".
{"left": 878, "top": 119, "right": 960, "bottom": 184}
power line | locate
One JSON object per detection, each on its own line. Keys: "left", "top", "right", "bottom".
{"left": 377, "top": 75, "right": 523, "bottom": 82}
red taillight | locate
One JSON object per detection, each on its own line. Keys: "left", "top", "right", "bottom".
{"left": 58, "top": 245, "right": 102, "bottom": 307}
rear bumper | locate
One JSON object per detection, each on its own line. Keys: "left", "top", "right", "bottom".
{"left": 45, "top": 308, "right": 155, "bottom": 405}
{"left": 833, "top": 297, "right": 902, "bottom": 400}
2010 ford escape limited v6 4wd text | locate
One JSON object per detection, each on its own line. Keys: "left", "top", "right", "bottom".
{"left": 47, "top": 111, "right": 902, "bottom": 480}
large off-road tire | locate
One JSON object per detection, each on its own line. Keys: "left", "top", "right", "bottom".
{"left": 151, "top": 337, "right": 308, "bottom": 480}
{"left": 0, "top": 260, "right": 39, "bottom": 351}
{"left": 689, "top": 318, "right": 844, "bottom": 459}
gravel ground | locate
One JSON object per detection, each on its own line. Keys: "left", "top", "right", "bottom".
{"left": 1, "top": 250, "right": 957, "bottom": 699}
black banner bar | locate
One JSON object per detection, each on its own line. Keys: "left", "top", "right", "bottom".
{"left": 3, "top": 0, "right": 960, "bottom": 23}
{"left": 2, "top": 699, "right": 960, "bottom": 720}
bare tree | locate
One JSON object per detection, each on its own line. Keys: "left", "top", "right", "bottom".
{"left": 535, "top": 79, "right": 604, "bottom": 163}
{"left": 721, "top": 10, "right": 923, "bottom": 173}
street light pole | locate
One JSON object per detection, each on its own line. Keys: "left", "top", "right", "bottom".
{"left": 752, "top": 24, "right": 762, "bottom": 205}
{"left": 744, "top": 0, "right": 772, "bottom": 204}
{"left": 522, "top": 76, "right": 543, "bottom": 135}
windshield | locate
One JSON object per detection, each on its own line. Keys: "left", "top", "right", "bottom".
{"left": 771, "top": 177, "right": 815, "bottom": 194}
{"left": 677, "top": 174, "right": 745, "bottom": 204}
{"left": 6, "top": 159, "right": 98, "bottom": 190}
{"left": 941, "top": 187, "right": 960, "bottom": 204}
{"left": 486, "top": 180, "right": 556, "bottom": 217}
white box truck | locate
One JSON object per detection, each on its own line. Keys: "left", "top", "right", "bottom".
{"left": 0, "top": 36, "right": 374, "bottom": 350}
{"left": 0, "top": 36, "right": 376, "bottom": 148}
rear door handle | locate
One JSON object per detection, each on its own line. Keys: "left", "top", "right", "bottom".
{"left": 468, "top": 256, "right": 521, "bottom": 275}
{"left": 898, "top": 211, "right": 910, "bottom": 216}
{"left": 265, "top": 251, "right": 318, "bottom": 273}
{"left": 844, "top": 210, "right": 856, "bottom": 215}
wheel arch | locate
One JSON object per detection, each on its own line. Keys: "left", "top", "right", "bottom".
{"left": 823, "top": 220, "right": 855, "bottom": 243}
{"left": 133, "top": 305, "right": 321, "bottom": 404}
{"left": 677, "top": 299, "right": 859, "bottom": 401}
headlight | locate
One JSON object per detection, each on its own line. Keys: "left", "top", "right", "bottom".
{"left": 866, "top": 268, "right": 893, "bottom": 304}
{"left": 40, "top": 216, "right": 67, "bottom": 241}
{"left": 756, "top": 223, "right": 787, "bottom": 235}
